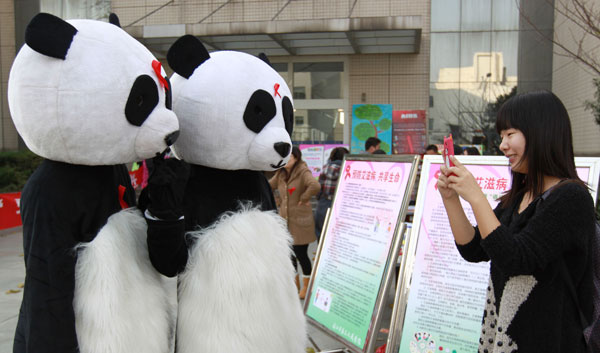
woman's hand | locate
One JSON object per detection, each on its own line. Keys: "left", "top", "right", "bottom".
{"left": 437, "top": 165, "right": 458, "bottom": 200}
{"left": 298, "top": 200, "right": 311, "bottom": 207}
{"left": 444, "top": 156, "right": 486, "bottom": 205}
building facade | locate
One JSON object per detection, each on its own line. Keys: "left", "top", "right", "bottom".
{"left": 1, "top": 0, "right": 598, "bottom": 155}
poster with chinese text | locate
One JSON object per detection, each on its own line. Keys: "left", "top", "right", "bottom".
{"left": 390, "top": 156, "right": 600, "bottom": 353}
{"left": 392, "top": 110, "right": 427, "bottom": 155}
{"left": 305, "top": 156, "right": 418, "bottom": 352}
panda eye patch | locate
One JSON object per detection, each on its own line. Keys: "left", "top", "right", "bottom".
{"left": 282, "top": 97, "right": 293, "bottom": 136}
{"left": 244, "top": 90, "right": 276, "bottom": 133}
{"left": 125, "top": 75, "right": 159, "bottom": 126}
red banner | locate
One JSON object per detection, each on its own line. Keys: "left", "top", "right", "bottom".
{"left": 392, "top": 110, "right": 427, "bottom": 154}
{"left": 0, "top": 192, "right": 22, "bottom": 230}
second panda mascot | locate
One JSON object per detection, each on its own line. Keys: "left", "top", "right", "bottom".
{"left": 8, "top": 13, "right": 179, "bottom": 353}
{"left": 141, "top": 35, "right": 308, "bottom": 352}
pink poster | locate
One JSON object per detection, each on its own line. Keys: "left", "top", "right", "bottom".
{"left": 398, "top": 160, "right": 511, "bottom": 353}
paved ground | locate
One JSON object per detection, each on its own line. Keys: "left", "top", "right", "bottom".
{"left": 0, "top": 228, "right": 25, "bottom": 353}
{"left": 0, "top": 229, "right": 391, "bottom": 352}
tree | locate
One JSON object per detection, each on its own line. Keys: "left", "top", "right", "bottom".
{"left": 443, "top": 86, "right": 517, "bottom": 155}
{"left": 585, "top": 78, "right": 600, "bottom": 125}
{"left": 519, "top": 0, "right": 600, "bottom": 125}
{"left": 520, "top": 0, "right": 600, "bottom": 76}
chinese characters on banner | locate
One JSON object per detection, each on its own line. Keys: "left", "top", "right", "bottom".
{"left": 398, "top": 161, "right": 511, "bottom": 353}
{"left": 396, "top": 158, "right": 598, "bottom": 353}
{"left": 0, "top": 192, "right": 22, "bottom": 230}
{"left": 392, "top": 110, "right": 427, "bottom": 155}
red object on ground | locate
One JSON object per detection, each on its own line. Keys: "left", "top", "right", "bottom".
{"left": 0, "top": 192, "right": 22, "bottom": 230}
{"left": 375, "top": 343, "right": 387, "bottom": 353}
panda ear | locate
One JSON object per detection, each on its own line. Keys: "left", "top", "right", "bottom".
{"left": 25, "top": 13, "right": 77, "bottom": 60}
{"left": 167, "top": 35, "right": 210, "bottom": 79}
{"left": 258, "top": 53, "right": 272, "bottom": 67}
{"left": 109, "top": 13, "right": 121, "bottom": 28}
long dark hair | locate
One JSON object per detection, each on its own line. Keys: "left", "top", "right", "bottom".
{"left": 496, "top": 90, "right": 582, "bottom": 207}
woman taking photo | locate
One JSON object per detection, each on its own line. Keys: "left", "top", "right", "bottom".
{"left": 438, "top": 91, "right": 594, "bottom": 352}
{"left": 269, "top": 146, "right": 321, "bottom": 299}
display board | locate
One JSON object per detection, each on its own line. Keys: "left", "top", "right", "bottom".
{"left": 300, "top": 144, "right": 351, "bottom": 178}
{"left": 386, "top": 155, "right": 600, "bottom": 353}
{"left": 304, "top": 154, "right": 420, "bottom": 353}
{"left": 351, "top": 104, "right": 393, "bottom": 154}
{"left": 391, "top": 110, "right": 426, "bottom": 155}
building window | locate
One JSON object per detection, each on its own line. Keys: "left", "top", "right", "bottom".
{"left": 293, "top": 62, "right": 343, "bottom": 99}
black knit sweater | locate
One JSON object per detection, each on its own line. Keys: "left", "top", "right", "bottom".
{"left": 456, "top": 182, "right": 595, "bottom": 353}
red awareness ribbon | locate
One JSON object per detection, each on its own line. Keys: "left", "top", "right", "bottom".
{"left": 152, "top": 60, "right": 170, "bottom": 90}
{"left": 345, "top": 165, "right": 352, "bottom": 180}
{"left": 274, "top": 83, "right": 281, "bottom": 98}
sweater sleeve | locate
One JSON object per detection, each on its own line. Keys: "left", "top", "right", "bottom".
{"left": 455, "top": 204, "right": 506, "bottom": 263}
{"left": 480, "top": 183, "right": 594, "bottom": 276}
{"left": 300, "top": 169, "right": 321, "bottom": 203}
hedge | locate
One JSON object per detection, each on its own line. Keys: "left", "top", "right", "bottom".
{"left": 0, "top": 150, "right": 43, "bottom": 193}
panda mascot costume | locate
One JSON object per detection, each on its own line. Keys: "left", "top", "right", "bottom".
{"left": 8, "top": 13, "right": 179, "bottom": 353}
{"left": 140, "top": 35, "right": 307, "bottom": 353}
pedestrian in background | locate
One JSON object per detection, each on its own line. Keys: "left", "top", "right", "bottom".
{"left": 364, "top": 137, "right": 381, "bottom": 154}
{"left": 269, "top": 146, "right": 321, "bottom": 299}
{"left": 437, "top": 91, "right": 594, "bottom": 352}
{"left": 315, "top": 147, "right": 349, "bottom": 241}
{"left": 463, "top": 146, "right": 481, "bottom": 155}
{"left": 425, "top": 144, "right": 439, "bottom": 155}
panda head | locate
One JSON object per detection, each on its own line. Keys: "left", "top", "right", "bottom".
{"left": 167, "top": 35, "right": 293, "bottom": 171}
{"left": 8, "top": 13, "right": 179, "bottom": 165}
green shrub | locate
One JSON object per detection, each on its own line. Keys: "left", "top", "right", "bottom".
{"left": 0, "top": 150, "right": 43, "bottom": 193}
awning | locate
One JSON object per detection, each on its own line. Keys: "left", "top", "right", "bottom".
{"left": 125, "top": 16, "right": 422, "bottom": 58}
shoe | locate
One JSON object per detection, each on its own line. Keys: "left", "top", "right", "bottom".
{"left": 299, "top": 276, "right": 310, "bottom": 299}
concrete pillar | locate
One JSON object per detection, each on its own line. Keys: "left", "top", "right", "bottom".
{"left": 517, "top": 0, "right": 554, "bottom": 93}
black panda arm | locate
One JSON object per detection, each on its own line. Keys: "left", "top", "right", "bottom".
{"left": 146, "top": 218, "right": 188, "bottom": 277}
{"left": 259, "top": 172, "right": 277, "bottom": 211}
{"left": 142, "top": 156, "right": 190, "bottom": 276}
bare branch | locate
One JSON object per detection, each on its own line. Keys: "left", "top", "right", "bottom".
{"left": 518, "top": 0, "right": 600, "bottom": 76}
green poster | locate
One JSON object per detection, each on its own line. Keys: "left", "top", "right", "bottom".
{"left": 305, "top": 159, "right": 413, "bottom": 350}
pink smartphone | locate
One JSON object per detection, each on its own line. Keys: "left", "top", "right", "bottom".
{"left": 443, "top": 135, "right": 455, "bottom": 168}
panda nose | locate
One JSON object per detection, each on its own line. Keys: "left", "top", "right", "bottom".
{"left": 274, "top": 142, "right": 291, "bottom": 158}
{"left": 165, "top": 131, "right": 180, "bottom": 146}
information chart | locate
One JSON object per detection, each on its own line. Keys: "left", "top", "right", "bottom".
{"left": 390, "top": 156, "right": 600, "bottom": 353}
{"left": 306, "top": 157, "right": 417, "bottom": 352}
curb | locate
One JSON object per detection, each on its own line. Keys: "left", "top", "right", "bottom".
{"left": 0, "top": 226, "right": 22, "bottom": 237}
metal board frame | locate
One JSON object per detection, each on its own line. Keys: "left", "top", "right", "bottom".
{"left": 304, "top": 154, "right": 420, "bottom": 353}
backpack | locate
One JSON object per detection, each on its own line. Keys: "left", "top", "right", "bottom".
{"left": 539, "top": 183, "right": 600, "bottom": 353}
